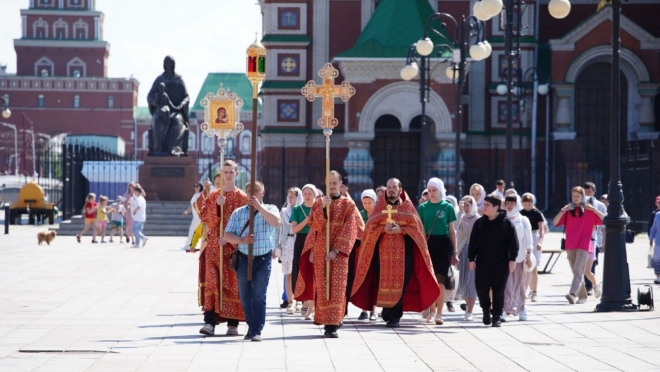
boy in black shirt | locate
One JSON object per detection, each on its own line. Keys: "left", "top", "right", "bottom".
{"left": 468, "top": 194, "right": 519, "bottom": 327}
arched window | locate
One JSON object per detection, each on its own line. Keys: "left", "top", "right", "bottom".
{"left": 107, "top": 96, "right": 114, "bottom": 109}
{"left": 142, "top": 131, "right": 149, "bottom": 150}
{"left": 188, "top": 131, "right": 196, "bottom": 150}
{"left": 73, "top": 18, "right": 88, "bottom": 39}
{"left": 33, "top": 17, "right": 48, "bottom": 39}
{"left": 53, "top": 18, "right": 68, "bottom": 39}
{"left": 226, "top": 138, "right": 234, "bottom": 157}
{"left": 73, "top": 95, "right": 80, "bottom": 108}
{"left": 37, "top": 95, "right": 45, "bottom": 107}
{"left": 202, "top": 135, "right": 214, "bottom": 154}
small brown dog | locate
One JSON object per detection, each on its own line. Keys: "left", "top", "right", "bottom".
{"left": 37, "top": 230, "right": 57, "bottom": 245}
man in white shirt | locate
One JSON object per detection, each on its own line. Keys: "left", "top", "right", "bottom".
{"left": 131, "top": 186, "right": 148, "bottom": 248}
{"left": 582, "top": 182, "right": 606, "bottom": 294}
{"left": 492, "top": 180, "right": 505, "bottom": 200}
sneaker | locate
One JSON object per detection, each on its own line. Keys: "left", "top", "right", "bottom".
{"left": 142, "top": 237, "right": 149, "bottom": 247}
{"left": 435, "top": 314, "right": 444, "bottom": 325}
{"left": 518, "top": 309, "right": 527, "bottom": 321}
{"left": 576, "top": 298, "right": 586, "bottom": 304}
{"left": 131, "top": 244, "right": 140, "bottom": 248}
{"left": 326, "top": 331, "right": 339, "bottom": 338}
{"left": 244, "top": 335, "right": 251, "bottom": 340}
{"left": 482, "top": 312, "right": 491, "bottom": 325}
{"left": 446, "top": 301, "right": 455, "bottom": 312}
{"left": 565, "top": 293, "right": 577, "bottom": 304}
{"left": 199, "top": 324, "right": 215, "bottom": 336}
{"left": 464, "top": 313, "right": 473, "bottom": 321}
{"left": 286, "top": 304, "right": 294, "bottom": 314}
{"left": 280, "top": 301, "right": 289, "bottom": 309}
{"left": 386, "top": 319, "right": 400, "bottom": 328}
{"left": 358, "top": 312, "right": 368, "bottom": 320}
{"left": 226, "top": 326, "right": 238, "bottom": 336}
{"left": 594, "top": 284, "right": 602, "bottom": 299}
{"left": 460, "top": 303, "right": 467, "bottom": 311}
{"left": 369, "top": 312, "right": 377, "bottom": 321}
{"left": 251, "top": 335, "right": 262, "bottom": 342}
{"left": 500, "top": 311, "right": 507, "bottom": 322}
{"left": 492, "top": 317, "right": 502, "bottom": 327}
{"left": 530, "top": 292, "right": 539, "bottom": 302}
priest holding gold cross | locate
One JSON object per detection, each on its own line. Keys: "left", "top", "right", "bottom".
{"left": 351, "top": 178, "right": 440, "bottom": 328}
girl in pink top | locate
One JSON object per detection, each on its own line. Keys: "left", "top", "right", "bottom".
{"left": 553, "top": 186, "right": 604, "bottom": 304}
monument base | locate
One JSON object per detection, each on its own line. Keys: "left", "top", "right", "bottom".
{"left": 138, "top": 156, "right": 197, "bottom": 201}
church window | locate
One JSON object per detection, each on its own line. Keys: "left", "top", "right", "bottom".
{"left": 240, "top": 131, "right": 251, "bottom": 154}
{"left": 188, "top": 131, "right": 196, "bottom": 151}
{"left": 37, "top": 95, "right": 45, "bottom": 107}
{"left": 497, "top": 101, "right": 519, "bottom": 123}
{"left": 67, "top": 57, "right": 86, "bottom": 77}
{"left": 142, "top": 131, "right": 149, "bottom": 150}
{"left": 73, "top": 95, "right": 80, "bottom": 108}
{"left": 202, "top": 135, "right": 214, "bottom": 154}
{"left": 73, "top": 19, "right": 88, "bottom": 39}
{"left": 35, "top": 56, "right": 54, "bottom": 77}
{"left": 277, "top": 100, "right": 299, "bottom": 122}
{"left": 226, "top": 138, "right": 234, "bottom": 157}
{"left": 278, "top": 8, "right": 300, "bottom": 30}
{"left": 33, "top": 17, "right": 48, "bottom": 39}
{"left": 53, "top": 18, "right": 68, "bottom": 39}
{"left": 278, "top": 54, "right": 299, "bottom": 76}
{"left": 107, "top": 96, "right": 114, "bottom": 109}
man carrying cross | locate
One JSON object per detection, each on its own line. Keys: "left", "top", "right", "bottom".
{"left": 351, "top": 178, "right": 439, "bottom": 328}
{"left": 302, "top": 170, "right": 363, "bottom": 338}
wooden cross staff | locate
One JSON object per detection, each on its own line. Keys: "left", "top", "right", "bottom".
{"left": 301, "top": 63, "right": 355, "bottom": 301}
{"left": 382, "top": 205, "right": 398, "bottom": 223}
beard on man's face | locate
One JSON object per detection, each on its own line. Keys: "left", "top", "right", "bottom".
{"left": 387, "top": 190, "right": 399, "bottom": 201}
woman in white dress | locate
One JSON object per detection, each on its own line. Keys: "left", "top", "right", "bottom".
{"left": 503, "top": 195, "right": 534, "bottom": 321}
{"left": 278, "top": 187, "right": 303, "bottom": 314}
{"left": 456, "top": 195, "right": 480, "bottom": 320}
{"left": 181, "top": 182, "right": 204, "bottom": 250}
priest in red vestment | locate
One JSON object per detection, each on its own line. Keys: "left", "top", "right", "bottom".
{"left": 351, "top": 178, "right": 440, "bottom": 328}
{"left": 299, "top": 171, "right": 363, "bottom": 338}
{"left": 198, "top": 160, "right": 248, "bottom": 336}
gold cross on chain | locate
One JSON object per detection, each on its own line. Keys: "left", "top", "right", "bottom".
{"left": 382, "top": 205, "right": 398, "bottom": 223}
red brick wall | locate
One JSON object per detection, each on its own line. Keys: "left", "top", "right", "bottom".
{"left": 15, "top": 46, "right": 108, "bottom": 77}
{"left": 329, "top": 1, "right": 362, "bottom": 59}
{"left": 25, "top": 14, "right": 96, "bottom": 39}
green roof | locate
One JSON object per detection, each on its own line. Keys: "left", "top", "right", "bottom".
{"left": 334, "top": 0, "right": 451, "bottom": 59}
{"left": 260, "top": 81, "right": 307, "bottom": 90}
{"left": 262, "top": 34, "right": 311, "bottom": 43}
{"left": 192, "top": 73, "right": 261, "bottom": 112}
{"left": 134, "top": 106, "right": 151, "bottom": 120}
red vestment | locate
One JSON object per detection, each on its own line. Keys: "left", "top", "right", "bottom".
{"left": 296, "top": 197, "right": 363, "bottom": 326}
{"left": 199, "top": 188, "right": 248, "bottom": 322}
{"left": 351, "top": 192, "right": 439, "bottom": 311}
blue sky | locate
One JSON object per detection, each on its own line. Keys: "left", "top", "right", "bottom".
{"left": 0, "top": 0, "right": 263, "bottom": 106}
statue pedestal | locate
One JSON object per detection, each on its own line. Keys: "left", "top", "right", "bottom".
{"left": 138, "top": 156, "right": 197, "bottom": 201}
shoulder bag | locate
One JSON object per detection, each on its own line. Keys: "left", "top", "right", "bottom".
{"left": 229, "top": 209, "right": 260, "bottom": 272}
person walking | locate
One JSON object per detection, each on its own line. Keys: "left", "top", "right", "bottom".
{"left": 553, "top": 186, "right": 604, "bottom": 304}
{"left": 224, "top": 181, "right": 281, "bottom": 341}
{"left": 108, "top": 196, "right": 125, "bottom": 243}
{"left": 182, "top": 182, "right": 206, "bottom": 251}
{"left": 291, "top": 184, "right": 317, "bottom": 318}
{"left": 278, "top": 187, "right": 303, "bottom": 314}
{"left": 76, "top": 193, "right": 97, "bottom": 243}
{"left": 520, "top": 193, "right": 545, "bottom": 302}
{"left": 418, "top": 178, "right": 458, "bottom": 325}
{"left": 130, "top": 186, "right": 148, "bottom": 248}
{"left": 582, "top": 182, "right": 606, "bottom": 295}
{"left": 648, "top": 196, "right": 660, "bottom": 284}
{"left": 503, "top": 195, "right": 534, "bottom": 321}
{"left": 455, "top": 195, "right": 479, "bottom": 321}
{"left": 468, "top": 194, "right": 518, "bottom": 327}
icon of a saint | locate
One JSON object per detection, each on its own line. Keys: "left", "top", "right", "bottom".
{"left": 215, "top": 107, "right": 228, "bottom": 124}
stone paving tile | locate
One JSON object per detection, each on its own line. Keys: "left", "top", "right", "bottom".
{"left": 1, "top": 225, "right": 659, "bottom": 371}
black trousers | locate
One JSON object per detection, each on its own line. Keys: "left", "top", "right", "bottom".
{"left": 380, "top": 237, "right": 414, "bottom": 322}
{"left": 475, "top": 266, "right": 509, "bottom": 318}
{"left": 291, "top": 233, "right": 307, "bottom": 295}
{"left": 204, "top": 311, "right": 239, "bottom": 327}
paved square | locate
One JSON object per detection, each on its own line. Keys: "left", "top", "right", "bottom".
{"left": 0, "top": 225, "right": 658, "bottom": 371}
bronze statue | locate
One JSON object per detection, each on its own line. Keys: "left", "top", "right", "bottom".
{"left": 147, "top": 56, "right": 190, "bottom": 156}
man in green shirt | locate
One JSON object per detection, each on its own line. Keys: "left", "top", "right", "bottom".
{"left": 417, "top": 177, "right": 458, "bottom": 325}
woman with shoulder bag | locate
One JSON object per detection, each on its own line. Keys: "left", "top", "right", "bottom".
{"left": 553, "top": 186, "right": 604, "bottom": 305}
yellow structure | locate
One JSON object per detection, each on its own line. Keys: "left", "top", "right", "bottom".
{"left": 10, "top": 181, "right": 55, "bottom": 224}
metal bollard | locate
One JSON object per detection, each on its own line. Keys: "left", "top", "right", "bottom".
{"left": 3, "top": 203, "right": 9, "bottom": 234}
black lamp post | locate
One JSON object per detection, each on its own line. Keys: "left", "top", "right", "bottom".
{"left": 401, "top": 13, "right": 490, "bottom": 199}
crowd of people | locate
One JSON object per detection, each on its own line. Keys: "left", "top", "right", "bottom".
{"left": 73, "top": 160, "right": 658, "bottom": 340}
{"left": 184, "top": 159, "right": 640, "bottom": 341}
{"left": 75, "top": 182, "right": 148, "bottom": 248}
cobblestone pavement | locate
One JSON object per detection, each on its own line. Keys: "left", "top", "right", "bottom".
{"left": 0, "top": 225, "right": 658, "bottom": 371}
